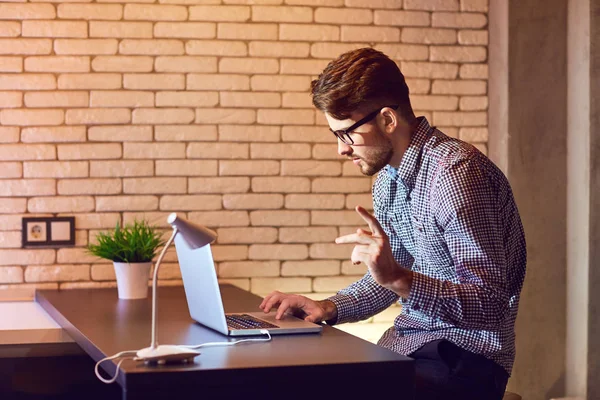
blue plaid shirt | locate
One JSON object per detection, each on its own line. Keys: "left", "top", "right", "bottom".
{"left": 327, "top": 117, "right": 526, "bottom": 375}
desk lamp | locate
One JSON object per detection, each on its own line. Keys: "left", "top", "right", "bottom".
{"left": 135, "top": 213, "right": 217, "bottom": 364}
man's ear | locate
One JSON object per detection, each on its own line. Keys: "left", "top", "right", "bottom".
{"left": 380, "top": 107, "right": 399, "bottom": 135}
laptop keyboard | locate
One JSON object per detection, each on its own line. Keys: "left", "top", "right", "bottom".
{"left": 226, "top": 314, "right": 279, "bottom": 330}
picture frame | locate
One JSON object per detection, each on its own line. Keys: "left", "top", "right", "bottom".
{"left": 22, "top": 217, "right": 76, "bottom": 248}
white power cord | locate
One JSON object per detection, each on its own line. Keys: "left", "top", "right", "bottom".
{"left": 94, "top": 330, "right": 272, "bottom": 384}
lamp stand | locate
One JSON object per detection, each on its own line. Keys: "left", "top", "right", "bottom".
{"left": 135, "top": 228, "right": 200, "bottom": 364}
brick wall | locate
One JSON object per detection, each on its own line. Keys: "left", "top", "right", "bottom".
{"left": 0, "top": 0, "right": 488, "bottom": 342}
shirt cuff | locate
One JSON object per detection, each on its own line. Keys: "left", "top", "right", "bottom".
{"left": 407, "top": 271, "right": 441, "bottom": 316}
{"left": 325, "top": 293, "right": 356, "bottom": 325}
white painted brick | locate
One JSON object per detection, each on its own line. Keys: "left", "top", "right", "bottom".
{"left": 24, "top": 91, "right": 89, "bottom": 108}
{"left": 461, "top": 0, "right": 488, "bottom": 12}
{"left": 57, "top": 143, "right": 122, "bottom": 160}
{"left": 459, "top": 64, "right": 488, "bottom": 79}
{"left": 432, "top": 79, "right": 486, "bottom": 95}
{"left": 196, "top": 108, "right": 256, "bottom": 124}
{"left": 281, "top": 160, "right": 341, "bottom": 176}
{"left": 219, "top": 160, "right": 279, "bottom": 176}
{"left": 310, "top": 243, "right": 354, "bottom": 259}
{"left": 0, "top": 267, "right": 23, "bottom": 283}
{"left": 0, "top": 4, "right": 56, "bottom": 20}
{"left": 251, "top": 143, "right": 310, "bottom": 159}
{"left": 279, "top": 227, "right": 338, "bottom": 244}
{"left": 280, "top": 58, "right": 329, "bottom": 75}
{"left": 155, "top": 125, "right": 217, "bottom": 141}
{"left": 24, "top": 161, "right": 88, "bottom": 178}
{"left": 282, "top": 92, "right": 312, "bottom": 108}
{"left": 0, "top": 92, "right": 22, "bottom": 108}
{"left": 188, "top": 211, "right": 249, "bottom": 227}
{"left": 313, "top": 276, "right": 363, "bottom": 292}
{"left": 96, "top": 195, "right": 158, "bottom": 211}
{"left": 311, "top": 210, "right": 364, "bottom": 226}
{"left": 312, "top": 177, "right": 371, "bottom": 193}
{"left": 405, "top": 0, "right": 458, "bottom": 11}
{"left": 220, "top": 92, "right": 281, "bottom": 108}
{"left": 90, "top": 160, "right": 153, "bottom": 177}
{"left": 438, "top": 126, "right": 459, "bottom": 138}
{"left": 92, "top": 56, "right": 153, "bottom": 72}
{"left": 132, "top": 108, "right": 194, "bottom": 124}
{"left": 124, "top": 177, "right": 186, "bottom": 194}
{"left": 252, "top": 177, "right": 309, "bottom": 193}
{"left": 21, "top": 126, "right": 85, "bottom": 143}
{"left": 281, "top": 126, "right": 331, "bottom": 143}
{"left": 187, "top": 143, "right": 248, "bottom": 159}
{"left": 250, "top": 75, "right": 310, "bottom": 92}
{"left": 346, "top": 194, "right": 374, "bottom": 210}
{"left": 0, "top": 127, "right": 19, "bottom": 145}
{"left": 341, "top": 26, "right": 399, "bottom": 42}
{"left": 459, "top": 127, "right": 488, "bottom": 142}
{"left": 400, "top": 61, "right": 459, "bottom": 79}
{"left": 286, "top": 0, "right": 341, "bottom": 5}
{"left": 54, "top": 39, "right": 118, "bottom": 55}
{"left": 25, "top": 55, "right": 90, "bottom": 73}
{"left": 253, "top": 6, "right": 311, "bottom": 22}
{"left": 280, "top": 24, "right": 339, "bottom": 41}
{"left": 1, "top": 109, "right": 63, "bottom": 126}
{"left": 90, "top": 21, "right": 153, "bottom": 39}
{"left": 186, "top": 40, "right": 247, "bottom": 56}
{"left": 90, "top": 91, "right": 153, "bottom": 108}
{"left": 219, "top": 261, "right": 279, "bottom": 278}
{"left": 374, "top": 10, "right": 430, "bottom": 26}
{"left": 312, "top": 144, "right": 343, "bottom": 160}
{"left": 0, "top": 74, "right": 55, "bottom": 90}
{"left": 432, "top": 12, "right": 487, "bottom": 28}
{"left": 257, "top": 109, "right": 314, "bottom": 125}
{"left": 65, "top": 108, "right": 130, "bottom": 125}
{"left": 190, "top": 5, "right": 250, "bottom": 21}
{"left": 411, "top": 95, "right": 458, "bottom": 110}
{"left": 57, "top": 4, "right": 122, "bottom": 20}
{"left": 188, "top": 74, "right": 249, "bottom": 90}
{"left": 123, "top": 4, "right": 187, "bottom": 21}
{"left": 217, "top": 227, "right": 277, "bottom": 244}
{"left": 316, "top": 7, "right": 371, "bottom": 24}
{"left": 0, "top": 199, "right": 27, "bottom": 214}
{"left": 211, "top": 245, "right": 248, "bottom": 261}
{"left": 251, "top": 277, "right": 311, "bottom": 294}
{"left": 218, "top": 279, "right": 250, "bottom": 291}
{"left": 430, "top": 46, "right": 486, "bottom": 62}
{"left": 250, "top": 210, "right": 309, "bottom": 226}
{"left": 285, "top": 194, "right": 344, "bottom": 209}
{"left": 223, "top": 194, "right": 283, "bottom": 209}
{"left": 219, "top": 57, "right": 278, "bottom": 74}
{"left": 124, "top": 74, "right": 185, "bottom": 90}
{"left": 90, "top": 264, "right": 113, "bottom": 281}
{"left": 123, "top": 142, "right": 185, "bottom": 159}
{"left": 67, "top": 213, "right": 120, "bottom": 230}
{"left": 0, "top": 22, "right": 20, "bottom": 37}
{"left": 0, "top": 39, "right": 52, "bottom": 55}
{"left": 155, "top": 56, "right": 217, "bottom": 73}
{"left": 218, "top": 23, "right": 277, "bottom": 40}
{"left": 402, "top": 28, "right": 457, "bottom": 44}
{"left": 0, "top": 57, "right": 22, "bottom": 72}
{"left": 159, "top": 194, "right": 222, "bottom": 210}
{"left": 120, "top": 39, "right": 184, "bottom": 56}
{"left": 310, "top": 42, "right": 368, "bottom": 59}
{"left": 219, "top": 125, "right": 280, "bottom": 142}
{"left": 0, "top": 249, "right": 55, "bottom": 266}
{"left": 458, "top": 29, "right": 488, "bottom": 45}
{"left": 58, "top": 179, "right": 121, "bottom": 195}
{"left": 459, "top": 95, "right": 488, "bottom": 111}
{"left": 58, "top": 248, "right": 107, "bottom": 264}
{"left": 189, "top": 177, "right": 250, "bottom": 194}
{"left": 433, "top": 111, "right": 487, "bottom": 126}
{"left": 346, "top": 0, "right": 401, "bottom": 7}
{"left": 22, "top": 21, "right": 87, "bottom": 38}
{"left": 157, "top": 263, "right": 182, "bottom": 280}
{"left": 156, "top": 160, "right": 218, "bottom": 176}
{"left": 28, "top": 196, "right": 94, "bottom": 213}
{"left": 154, "top": 22, "right": 215, "bottom": 39}
{"left": 0, "top": 215, "right": 37, "bottom": 231}
{"left": 249, "top": 41, "right": 309, "bottom": 58}
{"left": 374, "top": 44, "right": 428, "bottom": 61}
{"left": 473, "top": 143, "right": 487, "bottom": 155}
{"left": 249, "top": 245, "right": 308, "bottom": 261}
{"left": 58, "top": 73, "right": 121, "bottom": 89}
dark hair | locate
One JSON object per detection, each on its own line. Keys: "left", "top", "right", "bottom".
{"left": 310, "top": 47, "right": 415, "bottom": 121}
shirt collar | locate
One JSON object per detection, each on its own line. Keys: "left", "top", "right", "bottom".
{"left": 386, "top": 116, "right": 432, "bottom": 191}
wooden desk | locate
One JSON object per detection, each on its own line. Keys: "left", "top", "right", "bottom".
{"left": 36, "top": 285, "right": 414, "bottom": 400}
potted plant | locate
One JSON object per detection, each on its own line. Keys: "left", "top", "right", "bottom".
{"left": 87, "top": 219, "right": 165, "bottom": 300}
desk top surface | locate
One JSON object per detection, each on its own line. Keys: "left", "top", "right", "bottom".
{"left": 36, "top": 285, "right": 412, "bottom": 389}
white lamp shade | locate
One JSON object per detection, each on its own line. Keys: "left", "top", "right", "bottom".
{"left": 167, "top": 213, "right": 217, "bottom": 249}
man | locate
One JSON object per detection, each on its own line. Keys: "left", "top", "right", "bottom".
{"left": 259, "top": 48, "right": 526, "bottom": 400}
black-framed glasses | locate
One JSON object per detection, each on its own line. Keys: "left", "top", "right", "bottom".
{"left": 329, "top": 105, "right": 399, "bottom": 145}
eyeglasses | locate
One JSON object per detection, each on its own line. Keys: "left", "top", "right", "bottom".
{"left": 329, "top": 105, "right": 399, "bottom": 145}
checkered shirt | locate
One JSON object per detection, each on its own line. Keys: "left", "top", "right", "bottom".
{"left": 327, "top": 117, "right": 527, "bottom": 375}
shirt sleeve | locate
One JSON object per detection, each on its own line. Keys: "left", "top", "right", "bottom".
{"left": 407, "top": 154, "right": 511, "bottom": 330}
{"left": 326, "top": 272, "right": 399, "bottom": 325}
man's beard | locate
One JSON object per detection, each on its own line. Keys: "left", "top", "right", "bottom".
{"left": 357, "top": 138, "right": 394, "bottom": 176}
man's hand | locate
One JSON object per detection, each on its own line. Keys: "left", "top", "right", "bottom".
{"left": 259, "top": 291, "right": 337, "bottom": 323}
{"left": 335, "top": 206, "right": 412, "bottom": 298}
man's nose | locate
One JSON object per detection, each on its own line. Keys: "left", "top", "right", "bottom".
{"left": 337, "top": 139, "right": 352, "bottom": 156}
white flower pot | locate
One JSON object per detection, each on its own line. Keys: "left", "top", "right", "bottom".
{"left": 113, "top": 262, "right": 152, "bottom": 300}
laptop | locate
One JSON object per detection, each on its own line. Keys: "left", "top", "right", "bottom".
{"left": 173, "top": 233, "right": 323, "bottom": 337}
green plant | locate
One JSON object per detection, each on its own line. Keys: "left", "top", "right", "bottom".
{"left": 86, "top": 219, "right": 166, "bottom": 263}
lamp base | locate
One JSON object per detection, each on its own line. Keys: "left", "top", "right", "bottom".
{"left": 135, "top": 345, "right": 200, "bottom": 365}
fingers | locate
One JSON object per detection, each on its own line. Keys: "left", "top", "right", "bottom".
{"left": 276, "top": 299, "right": 291, "bottom": 320}
{"left": 351, "top": 245, "right": 370, "bottom": 266}
{"left": 355, "top": 206, "right": 385, "bottom": 237}
{"left": 260, "top": 291, "right": 283, "bottom": 313}
{"left": 335, "top": 229, "right": 374, "bottom": 245}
